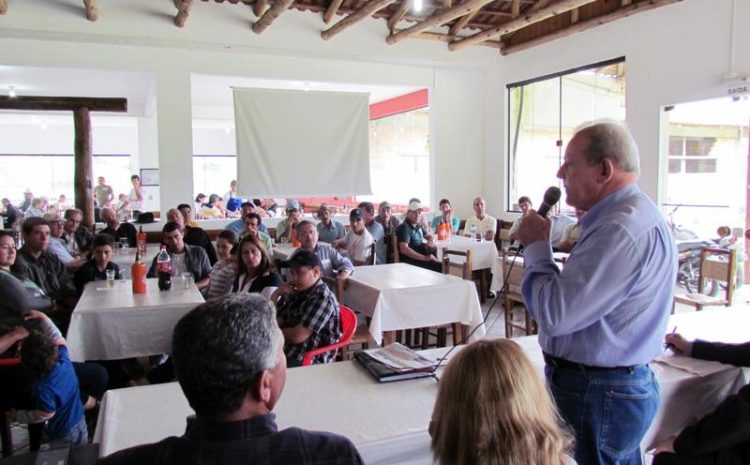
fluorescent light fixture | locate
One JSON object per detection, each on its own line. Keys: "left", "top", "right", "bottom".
{"left": 8, "top": 86, "right": 16, "bottom": 98}
{"left": 414, "top": 0, "right": 423, "bottom": 13}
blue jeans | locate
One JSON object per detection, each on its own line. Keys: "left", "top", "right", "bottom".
{"left": 545, "top": 363, "right": 659, "bottom": 465}
{"left": 43, "top": 417, "right": 88, "bottom": 446}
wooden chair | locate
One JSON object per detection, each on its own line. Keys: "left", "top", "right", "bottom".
{"left": 501, "top": 251, "right": 537, "bottom": 337}
{"left": 673, "top": 247, "right": 737, "bottom": 312}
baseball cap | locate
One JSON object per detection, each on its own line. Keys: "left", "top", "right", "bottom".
{"left": 379, "top": 201, "right": 391, "bottom": 209}
{"left": 286, "top": 199, "right": 301, "bottom": 211}
{"left": 349, "top": 208, "right": 363, "bottom": 220}
{"left": 280, "top": 250, "right": 322, "bottom": 269}
{"left": 407, "top": 200, "right": 422, "bottom": 211}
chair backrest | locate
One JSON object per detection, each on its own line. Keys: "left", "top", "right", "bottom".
{"left": 502, "top": 250, "right": 524, "bottom": 298}
{"left": 699, "top": 247, "right": 736, "bottom": 301}
{"left": 442, "top": 248, "right": 472, "bottom": 280}
{"left": 391, "top": 230, "right": 400, "bottom": 263}
{"left": 302, "top": 305, "right": 358, "bottom": 366}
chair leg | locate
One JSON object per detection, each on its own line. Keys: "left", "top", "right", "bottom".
{"left": 504, "top": 299, "right": 512, "bottom": 338}
{"left": 436, "top": 327, "right": 447, "bottom": 348}
{"left": 29, "top": 423, "right": 43, "bottom": 452}
{"left": 1, "top": 411, "right": 11, "bottom": 457}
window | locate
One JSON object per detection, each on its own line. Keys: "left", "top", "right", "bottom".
{"left": 507, "top": 58, "right": 626, "bottom": 211}
{"left": 192, "top": 155, "right": 237, "bottom": 198}
{"left": 667, "top": 136, "right": 717, "bottom": 174}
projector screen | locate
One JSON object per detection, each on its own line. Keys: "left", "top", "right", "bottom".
{"left": 233, "top": 88, "right": 372, "bottom": 197}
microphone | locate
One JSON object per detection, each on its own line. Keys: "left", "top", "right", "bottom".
{"left": 536, "top": 186, "right": 561, "bottom": 218}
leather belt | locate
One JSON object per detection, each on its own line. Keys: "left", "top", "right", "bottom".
{"left": 543, "top": 352, "right": 637, "bottom": 373}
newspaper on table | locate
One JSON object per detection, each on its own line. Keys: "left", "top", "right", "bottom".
{"left": 365, "top": 342, "right": 437, "bottom": 372}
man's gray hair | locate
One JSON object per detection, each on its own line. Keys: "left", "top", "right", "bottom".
{"left": 575, "top": 120, "right": 640, "bottom": 174}
{"left": 172, "top": 294, "right": 283, "bottom": 416}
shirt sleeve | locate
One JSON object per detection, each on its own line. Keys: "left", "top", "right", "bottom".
{"left": 330, "top": 248, "right": 354, "bottom": 274}
{"left": 300, "top": 287, "right": 336, "bottom": 334}
{"left": 396, "top": 224, "right": 410, "bottom": 244}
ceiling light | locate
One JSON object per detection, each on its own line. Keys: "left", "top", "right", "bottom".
{"left": 413, "top": 0, "right": 423, "bottom": 13}
{"left": 8, "top": 86, "right": 16, "bottom": 98}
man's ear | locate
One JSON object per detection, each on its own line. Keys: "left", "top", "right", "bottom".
{"left": 599, "top": 158, "right": 615, "bottom": 183}
{"left": 313, "top": 266, "right": 322, "bottom": 279}
{"left": 255, "top": 369, "right": 272, "bottom": 404}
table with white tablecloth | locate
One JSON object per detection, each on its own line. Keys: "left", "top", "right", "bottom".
{"left": 343, "top": 263, "right": 485, "bottom": 345}
{"left": 66, "top": 278, "right": 205, "bottom": 362}
{"left": 435, "top": 235, "right": 498, "bottom": 271}
{"left": 94, "top": 309, "right": 750, "bottom": 463}
{"left": 109, "top": 247, "right": 159, "bottom": 279}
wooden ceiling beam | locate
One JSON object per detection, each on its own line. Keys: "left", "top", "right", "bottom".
{"left": 511, "top": 0, "right": 520, "bottom": 17}
{"left": 0, "top": 0, "right": 7, "bottom": 15}
{"left": 175, "top": 0, "right": 195, "bottom": 27}
{"left": 387, "top": 0, "right": 412, "bottom": 31}
{"left": 252, "top": 0, "right": 295, "bottom": 33}
{"left": 323, "top": 0, "right": 345, "bottom": 23}
{"left": 404, "top": 30, "right": 501, "bottom": 48}
{"left": 254, "top": 0, "right": 268, "bottom": 16}
{"left": 449, "top": 7, "right": 480, "bottom": 35}
{"left": 502, "top": 0, "right": 682, "bottom": 55}
{"left": 448, "top": 0, "right": 599, "bottom": 51}
{"left": 322, "top": 0, "right": 397, "bottom": 40}
{"left": 83, "top": 0, "right": 98, "bottom": 21}
{"left": 386, "top": 0, "right": 496, "bottom": 45}
{"left": 0, "top": 96, "right": 127, "bottom": 112}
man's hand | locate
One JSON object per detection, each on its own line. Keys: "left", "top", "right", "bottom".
{"left": 271, "top": 283, "right": 295, "bottom": 302}
{"left": 23, "top": 309, "right": 48, "bottom": 321}
{"left": 653, "top": 436, "right": 676, "bottom": 455}
{"left": 665, "top": 333, "right": 692, "bottom": 355}
{"left": 516, "top": 210, "right": 551, "bottom": 247}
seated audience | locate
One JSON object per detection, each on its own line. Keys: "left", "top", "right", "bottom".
{"left": 100, "top": 207, "right": 137, "bottom": 247}
{"left": 430, "top": 198, "right": 460, "bottom": 234}
{"left": 198, "top": 194, "right": 225, "bottom": 219}
{"left": 357, "top": 202, "right": 385, "bottom": 265}
{"left": 396, "top": 200, "right": 441, "bottom": 272}
{"left": 73, "top": 234, "right": 121, "bottom": 296}
{"left": 549, "top": 212, "right": 576, "bottom": 250}
{"left": 240, "top": 212, "right": 274, "bottom": 256}
{"left": 147, "top": 222, "right": 211, "bottom": 291}
{"left": 271, "top": 251, "right": 341, "bottom": 367}
{"left": 0, "top": 230, "right": 53, "bottom": 318}
{"left": 653, "top": 333, "right": 750, "bottom": 465}
{"left": 316, "top": 204, "right": 346, "bottom": 244}
{"left": 231, "top": 235, "right": 282, "bottom": 299}
{"left": 25, "top": 197, "right": 46, "bottom": 218}
{"left": 61, "top": 209, "right": 92, "bottom": 257}
{"left": 17, "top": 310, "right": 94, "bottom": 445}
{"left": 294, "top": 220, "right": 353, "bottom": 282}
{"left": 508, "top": 196, "right": 532, "bottom": 242}
{"left": 226, "top": 202, "right": 268, "bottom": 235}
{"left": 556, "top": 208, "right": 586, "bottom": 253}
{"left": 206, "top": 230, "right": 239, "bottom": 299}
{"left": 172, "top": 205, "right": 218, "bottom": 265}
{"left": 2, "top": 198, "right": 19, "bottom": 229}
{"left": 276, "top": 199, "right": 302, "bottom": 244}
{"left": 19, "top": 190, "right": 33, "bottom": 213}
{"left": 43, "top": 213, "right": 86, "bottom": 271}
{"left": 333, "top": 209, "right": 373, "bottom": 266}
{"left": 257, "top": 198, "right": 280, "bottom": 218}
{"left": 193, "top": 193, "right": 206, "bottom": 215}
{"left": 176, "top": 202, "right": 199, "bottom": 228}
{"left": 431, "top": 338, "right": 573, "bottom": 465}
{"left": 375, "top": 201, "right": 400, "bottom": 263}
{"left": 95, "top": 294, "right": 363, "bottom": 465}
{"left": 463, "top": 197, "right": 496, "bottom": 242}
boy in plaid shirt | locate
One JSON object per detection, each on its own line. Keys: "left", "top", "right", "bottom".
{"left": 272, "top": 250, "right": 341, "bottom": 367}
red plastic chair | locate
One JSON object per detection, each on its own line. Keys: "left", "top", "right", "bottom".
{"left": 302, "top": 305, "right": 357, "bottom": 366}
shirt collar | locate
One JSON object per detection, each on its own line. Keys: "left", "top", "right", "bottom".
{"left": 186, "top": 413, "right": 278, "bottom": 441}
{"left": 581, "top": 183, "right": 639, "bottom": 230}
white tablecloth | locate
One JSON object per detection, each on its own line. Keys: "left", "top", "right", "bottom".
{"left": 66, "top": 278, "right": 205, "bottom": 362}
{"left": 343, "top": 263, "right": 485, "bottom": 345}
{"left": 110, "top": 247, "right": 159, "bottom": 279}
{"left": 435, "top": 235, "right": 498, "bottom": 271}
{"left": 94, "top": 319, "right": 749, "bottom": 463}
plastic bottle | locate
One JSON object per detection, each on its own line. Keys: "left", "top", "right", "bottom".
{"left": 437, "top": 222, "right": 448, "bottom": 241}
{"left": 470, "top": 224, "right": 478, "bottom": 242}
{"left": 156, "top": 245, "right": 172, "bottom": 291}
{"left": 131, "top": 252, "right": 147, "bottom": 294}
{"left": 137, "top": 226, "right": 147, "bottom": 256}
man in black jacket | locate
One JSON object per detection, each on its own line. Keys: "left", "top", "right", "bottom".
{"left": 655, "top": 333, "right": 750, "bottom": 465}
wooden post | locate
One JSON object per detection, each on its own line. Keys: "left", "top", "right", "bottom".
{"left": 252, "top": 0, "right": 295, "bottom": 34}
{"left": 73, "top": 108, "right": 94, "bottom": 228}
{"left": 0, "top": 0, "right": 7, "bottom": 15}
{"left": 83, "top": 0, "right": 98, "bottom": 21}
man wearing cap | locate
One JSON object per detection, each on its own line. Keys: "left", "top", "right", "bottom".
{"left": 43, "top": 213, "right": 86, "bottom": 272}
{"left": 225, "top": 202, "right": 268, "bottom": 235}
{"left": 395, "top": 200, "right": 442, "bottom": 272}
{"left": 271, "top": 250, "right": 341, "bottom": 367}
{"left": 315, "top": 204, "right": 346, "bottom": 244}
{"left": 276, "top": 199, "right": 303, "bottom": 244}
{"left": 333, "top": 209, "right": 374, "bottom": 266}
{"left": 463, "top": 197, "right": 497, "bottom": 242}
{"left": 357, "top": 202, "right": 385, "bottom": 265}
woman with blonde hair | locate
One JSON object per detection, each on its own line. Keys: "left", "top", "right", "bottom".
{"left": 430, "top": 339, "right": 574, "bottom": 465}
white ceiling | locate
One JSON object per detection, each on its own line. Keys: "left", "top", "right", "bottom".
{"left": 0, "top": 65, "right": 423, "bottom": 121}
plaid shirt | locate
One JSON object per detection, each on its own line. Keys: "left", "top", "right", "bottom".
{"left": 96, "top": 413, "right": 364, "bottom": 465}
{"left": 277, "top": 280, "right": 341, "bottom": 364}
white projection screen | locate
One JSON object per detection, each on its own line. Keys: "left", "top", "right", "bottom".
{"left": 233, "top": 87, "right": 372, "bottom": 197}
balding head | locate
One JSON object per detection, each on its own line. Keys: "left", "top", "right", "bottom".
{"left": 574, "top": 121, "right": 640, "bottom": 174}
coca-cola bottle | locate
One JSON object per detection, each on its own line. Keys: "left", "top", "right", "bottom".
{"left": 156, "top": 245, "right": 172, "bottom": 291}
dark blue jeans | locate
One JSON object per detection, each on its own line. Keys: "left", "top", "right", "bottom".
{"left": 545, "top": 363, "right": 659, "bottom": 465}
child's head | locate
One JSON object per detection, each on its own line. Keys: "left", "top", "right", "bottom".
{"left": 285, "top": 250, "right": 322, "bottom": 291}
{"left": 21, "top": 331, "right": 59, "bottom": 378}
{"left": 92, "top": 233, "right": 115, "bottom": 269}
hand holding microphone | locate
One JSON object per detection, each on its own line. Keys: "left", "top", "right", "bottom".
{"left": 517, "top": 186, "right": 561, "bottom": 248}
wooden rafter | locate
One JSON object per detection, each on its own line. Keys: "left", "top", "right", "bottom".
{"left": 322, "top": 0, "right": 397, "bottom": 40}
{"left": 511, "top": 0, "right": 520, "bottom": 17}
{"left": 254, "top": 0, "right": 267, "bottom": 17}
{"left": 385, "top": 0, "right": 496, "bottom": 45}
{"left": 570, "top": 7, "right": 579, "bottom": 23}
{"left": 175, "top": 0, "right": 195, "bottom": 27}
{"left": 387, "top": 0, "right": 412, "bottom": 31}
{"left": 0, "top": 0, "right": 7, "bottom": 15}
{"left": 323, "top": 0, "right": 344, "bottom": 23}
{"left": 449, "top": 7, "right": 480, "bottom": 35}
{"left": 405, "top": 30, "right": 501, "bottom": 48}
{"left": 0, "top": 96, "right": 127, "bottom": 112}
{"left": 502, "top": 0, "right": 681, "bottom": 54}
{"left": 448, "top": 0, "right": 598, "bottom": 51}
{"left": 253, "top": 0, "right": 295, "bottom": 33}
{"left": 443, "top": 0, "right": 452, "bottom": 8}
{"left": 83, "top": 0, "right": 98, "bottom": 21}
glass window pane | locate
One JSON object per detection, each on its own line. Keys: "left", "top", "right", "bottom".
{"left": 668, "top": 159, "right": 682, "bottom": 173}
{"left": 685, "top": 159, "right": 716, "bottom": 173}
{"left": 685, "top": 137, "right": 715, "bottom": 156}
{"left": 669, "top": 137, "right": 683, "bottom": 156}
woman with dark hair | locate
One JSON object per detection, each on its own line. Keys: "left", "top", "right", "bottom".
{"left": 231, "top": 234, "right": 281, "bottom": 299}
{"left": 206, "top": 230, "right": 240, "bottom": 299}
{"left": 430, "top": 339, "right": 574, "bottom": 465}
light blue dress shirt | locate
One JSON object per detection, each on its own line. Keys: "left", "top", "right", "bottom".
{"left": 522, "top": 184, "right": 677, "bottom": 367}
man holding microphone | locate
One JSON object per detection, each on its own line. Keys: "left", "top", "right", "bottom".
{"left": 517, "top": 121, "right": 677, "bottom": 465}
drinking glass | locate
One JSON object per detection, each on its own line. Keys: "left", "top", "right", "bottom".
{"left": 181, "top": 272, "right": 193, "bottom": 289}
{"left": 106, "top": 269, "right": 116, "bottom": 287}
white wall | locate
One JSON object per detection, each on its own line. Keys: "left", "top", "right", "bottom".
{"left": 501, "top": 0, "right": 750, "bottom": 215}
